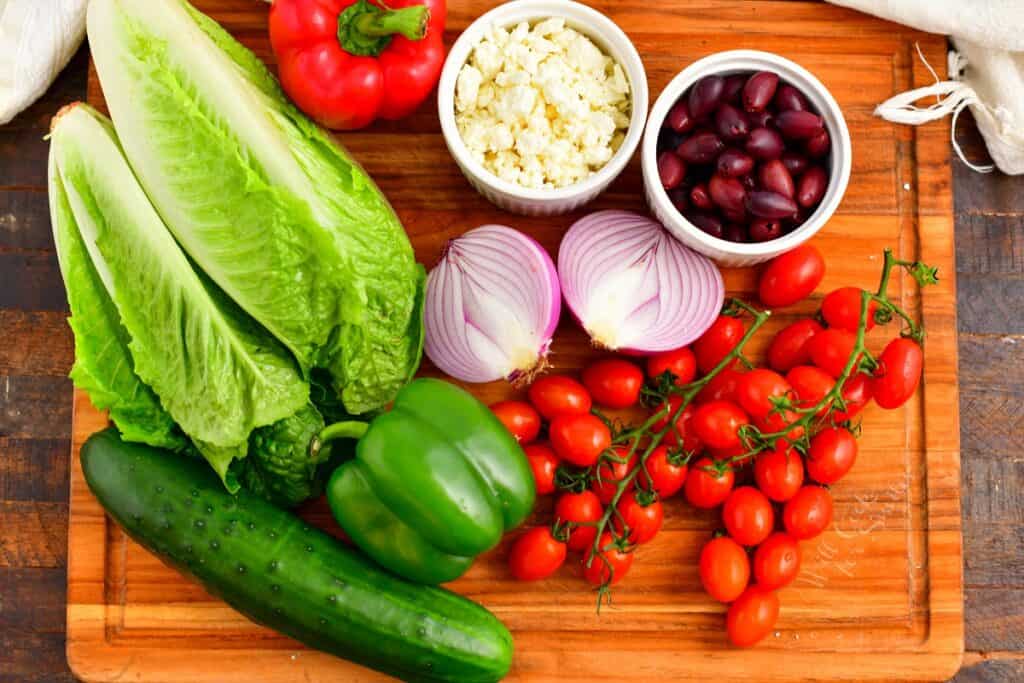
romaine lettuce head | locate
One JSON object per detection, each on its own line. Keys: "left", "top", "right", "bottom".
{"left": 87, "top": 0, "right": 425, "bottom": 415}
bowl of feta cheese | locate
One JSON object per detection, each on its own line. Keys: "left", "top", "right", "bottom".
{"left": 438, "top": 0, "right": 648, "bottom": 216}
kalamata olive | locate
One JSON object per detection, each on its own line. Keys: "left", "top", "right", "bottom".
{"left": 668, "top": 187, "right": 689, "bottom": 212}
{"left": 677, "top": 132, "right": 724, "bottom": 164}
{"left": 740, "top": 174, "right": 757, "bottom": 190}
{"left": 657, "top": 128, "right": 685, "bottom": 154}
{"left": 722, "top": 74, "right": 746, "bottom": 104}
{"left": 781, "top": 151, "right": 809, "bottom": 177}
{"left": 774, "top": 84, "right": 810, "bottom": 112}
{"left": 758, "top": 159, "right": 795, "bottom": 199}
{"left": 743, "top": 71, "right": 780, "bottom": 112}
{"left": 715, "top": 103, "right": 749, "bottom": 141}
{"left": 709, "top": 174, "right": 747, "bottom": 213}
{"left": 806, "top": 129, "right": 831, "bottom": 158}
{"left": 658, "top": 151, "right": 686, "bottom": 190}
{"left": 797, "top": 166, "right": 828, "bottom": 207}
{"left": 775, "top": 110, "right": 825, "bottom": 139}
{"left": 724, "top": 223, "right": 749, "bottom": 243}
{"left": 687, "top": 211, "right": 724, "bottom": 238}
{"left": 747, "top": 190, "right": 798, "bottom": 219}
{"left": 722, "top": 205, "right": 747, "bottom": 224}
{"left": 746, "top": 128, "right": 784, "bottom": 161}
{"left": 688, "top": 75, "right": 725, "bottom": 119}
{"left": 717, "top": 149, "right": 755, "bottom": 177}
{"left": 690, "top": 182, "right": 714, "bottom": 210}
{"left": 749, "top": 218, "right": 783, "bottom": 242}
{"left": 666, "top": 100, "right": 696, "bottom": 133}
{"left": 746, "top": 109, "right": 773, "bottom": 129}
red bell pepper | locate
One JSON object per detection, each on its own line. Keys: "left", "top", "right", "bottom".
{"left": 269, "top": 0, "right": 446, "bottom": 130}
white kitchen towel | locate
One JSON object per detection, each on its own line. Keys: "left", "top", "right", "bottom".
{"left": 829, "top": 0, "right": 1024, "bottom": 174}
{"left": 0, "top": 0, "right": 88, "bottom": 125}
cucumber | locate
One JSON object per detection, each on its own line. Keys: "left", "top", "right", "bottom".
{"left": 81, "top": 428, "right": 512, "bottom": 683}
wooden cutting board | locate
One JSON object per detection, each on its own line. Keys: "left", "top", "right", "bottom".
{"left": 67, "top": 1, "right": 963, "bottom": 680}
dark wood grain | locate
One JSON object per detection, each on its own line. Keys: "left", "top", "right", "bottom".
{"left": 0, "top": 15, "right": 1020, "bottom": 682}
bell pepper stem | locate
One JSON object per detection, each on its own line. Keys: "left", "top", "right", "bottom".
{"left": 338, "top": 0, "right": 430, "bottom": 57}
{"left": 309, "top": 421, "right": 369, "bottom": 460}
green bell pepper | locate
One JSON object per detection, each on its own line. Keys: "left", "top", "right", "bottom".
{"left": 318, "top": 378, "right": 536, "bottom": 584}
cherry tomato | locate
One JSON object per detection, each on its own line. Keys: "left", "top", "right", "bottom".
{"left": 871, "top": 338, "right": 923, "bottom": 409}
{"left": 722, "top": 486, "right": 775, "bottom": 546}
{"left": 508, "top": 527, "right": 567, "bottom": 581}
{"left": 759, "top": 243, "right": 825, "bottom": 308}
{"left": 753, "top": 532, "right": 801, "bottom": 590}
{"left": 592, "top": 448, "right": 638, "bottom": 504}
{"left": 583, "top": 532, "right": 634, "bottom": 586}
{"left": 528, "top": 375, "right": 592, "bottom": 420}
{"left": 699, "top": 536, "right": 750, "bottom": 603}
{"left": 685, "top": 457, "right": 735, "bottom": 508}
{"left": 652, "top": 396, "right": 703, "bottom": 453}
{"left": 550, "top": 413, "right": 611, "bottom": 467}
{"left": 490, "top": 400, "right": 542, "bottom": 444}
{"left": 727, "top": 586, "right": 780, "bottom": 647}
{"left": 768, "top": 319, "right": 824, "bottom": 373}
{"left": 693, "top": 400, "right": 749, "bottom": 450}
{"left": 834, "top": 372, "right": 873, "bottom": 421}
{"left": 709, "top": 442, "right": 751, "bottom": 464}
{"left": 554, "top": 491, "right": 603, "bottom": 552}
{"left": 806, "top": 427, "right": 858, "bottom": 484}
{"left": 753, "top": 445, "right": 805, "bottom": 502}
{"left": 695, "top": 367, "right": 746, "bottom": 404}
{"left": 643, "top": 445, "right": 688, "bottom": 498}
{"left": 647, "top": 346, "right": 698, "bottom": 386}
{"left": 737, "top": 370, "right": 803, "bottom": 440}
{"left": 582, "top": 359, "right": 644, "bottom": 409}
{"left": 786, "top": 365, "right": 835, "bottom": 414}
{"left": 821, "top": 286, "right": 879, "bottom": 332}
{"left": 614, "top": 490, "right": 664, "bottom": 544}
{"left": 807, "top": 328, "right": 859, "bottom": 379}
{"left": 693, "top": 316, "right": 745, "bottom": 374}
{"left": 783, "top": 485, "right": 833, "bottom": 540}
{"left": 524, "top": 442, "right": 559, "bottom": 495}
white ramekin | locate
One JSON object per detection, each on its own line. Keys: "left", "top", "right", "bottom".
{"left": 438, "top": 0, "right": 648, "bottom": 216}
{"left": 642, "top": 50, "right": 852, "bottom": 267}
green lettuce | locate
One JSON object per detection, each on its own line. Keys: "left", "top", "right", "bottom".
{"left": 87, "top": 0, "right": 424, "bottom": 414}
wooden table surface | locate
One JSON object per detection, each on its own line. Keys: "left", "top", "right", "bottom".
{"left": 1, "top": 43, "right": 1021, "bottom": 682}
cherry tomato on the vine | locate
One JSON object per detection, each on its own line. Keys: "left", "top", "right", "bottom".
{"left": 786, "top": 365, "right": 835, "bottom": 415}
{"left": 736, "top": 369, "right": 803, "bottom": 442}
{"left": 693, "top": 316, "right": 745, "bottom": 374}
{"left": 806, "top": 427, "right": 858, "bottom": 485}
{"left": 821, "top": 286, "right": 879, "bottom": 332}
{"left": 554, "top": 491, "right": 603, "bottom": 553}
{"left": 643, "top": 445, "right": 688, "bottom": 498}
{"left": 834, "top": 372, "right": 874, "bottom": 421}
{"left": 490, "top": 400, "right": 541, "bottom": 444}
{"left": 727, "top": 586, "right": 780, "bottom": 647}
{"left": 652, "top": 395, "right": 703, "bottom": 453}
{"left": 583, "top": 532, "right": 634, "bottom": 586}
{"left": 647, "top": 346, "right": 698, "bottom": 386}
{"left": 524, "top": 442, "right": 559, "bottom": 495}
{"left": 592, "top": 448, "right": 638, "bottom": 504}
{"left": 549, "top": 413, "right": 611, "bottom": 467}
{"left": 759, "top": 243, "right": 825, "bottom": 309}
{"left": 807, "top": 328, "right": 859, "bottom": 379}
{"left": 508, "top": 526, "right": 567, "bottom": 581}
{"left": 783, "top": 485, "right": 834, "bottom": 540}
{"left": 753, "top": 445, "right": 805, "bottom": 502}
{"left": 722, "top": 486, "right": 775, "bottom": 546}
{"left": 753, "top": 532, "right": 801, "bottom": 590}
{"left": 699, "top": 536, "right": 750, "bottom": 603}
{"left": 614, "top": 490, "right": 664, "bottom": 544}
{"left": 871, "top": 337, "right": 923, "bottom": 409}
{"left": 582, "top": 359, "right": 644, "bottom": 409}
{"left": 693, "top": 400, "right": 749, "bottom": 450}
{"left": 768, "top": 319, "right": 824, "bottom": 373}
{"left": 695, "top": 367, "right": 747, "bottom": 404}
{"left": 528, "top": 375, "right": 592, "bottom": 420}
{"left": 685, "top": 457, "right": 735, "bottom": 508}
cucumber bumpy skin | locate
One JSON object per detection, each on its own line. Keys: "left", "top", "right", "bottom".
{"left": 81, "top": 428, "right": 512, "bottom": 683}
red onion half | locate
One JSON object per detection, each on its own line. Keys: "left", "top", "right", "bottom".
{"left": 557, "top": 210, "right": 724, "bottom": 353}
{"left": 424, "top": 225, "right": 561, "bottom": 384}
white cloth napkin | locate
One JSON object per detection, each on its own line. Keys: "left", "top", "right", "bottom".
{"left": 0, "top": 0, "right": 88, "bottom": 125}
{"left": 829, "top": 0, "right": 1024, "bottom": 174}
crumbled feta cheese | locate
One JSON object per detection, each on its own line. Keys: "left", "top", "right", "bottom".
{"left": 455, "top": 18, "right": 631, "bottom": 189}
